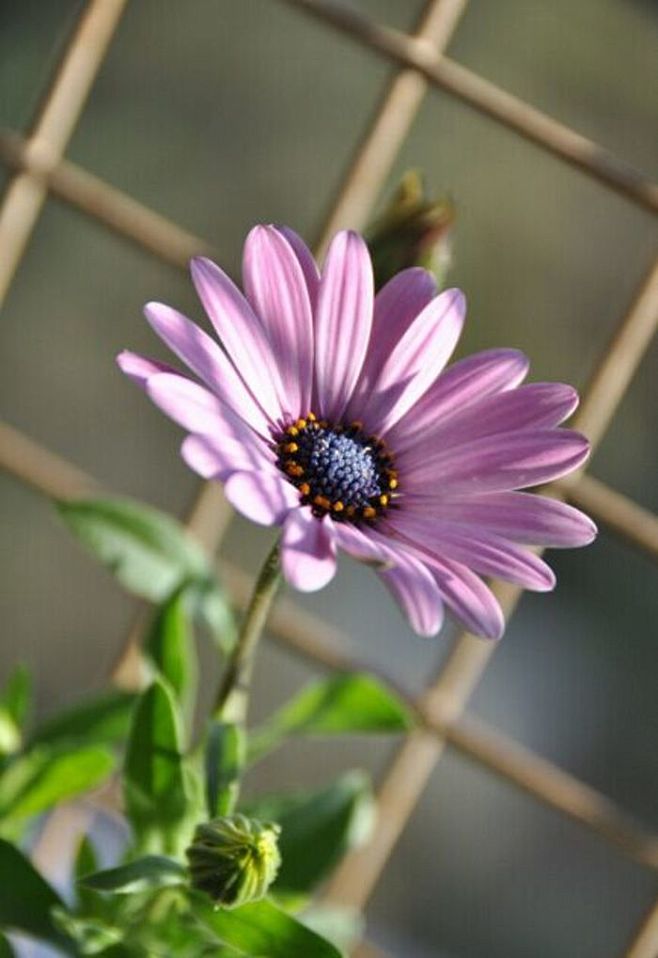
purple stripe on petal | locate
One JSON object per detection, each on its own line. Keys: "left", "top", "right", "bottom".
{"left": 403, "top": 428, "right": 590, "bottom": 494}
{"left": 224, "top": 471, "right": 298, "bottom": 527}
{"left": 371, "top": 535, "right": 445, "bottom": 637}
{"left": 334, "top": 523, "right": 389, "bottom": 565}
{"left": 424, "top": 552, "right": 505, "bottom": 640}
{"left": 146, "top": 373, "right": 233, "bottom": 436}
{"left": 274, "top": 225, "right": 320, "bottom": 310}
{"left": 181, "top": 432, "right": 275, "bottom": 481}
{"left": 391, "top": 516, "right": 555, "bottom": 592}
{"left": 281, "top": 510, "right": 337, "bottom": 591}
{"left": 359, "top": 288, "right": 466, "bottom": 435}
{"left": 243, "top": 225, "right": 314, "bottom": 420}
{"left": 190, "top": 257, "right": 282, "bottom": 422}
{"left": 402, "top": 492, "right": 597, "bottom": 547}
{"left": 116, "top": 350, "right": 178, "bottom": 388}
{"left": 314, "top": 231, "right": 374, "bottom": 421}
{"left": 399, "top": 382, "right": 579, "bottom": 470}
{"left": 386, "top": 348, "right": 529, "bottom": 451}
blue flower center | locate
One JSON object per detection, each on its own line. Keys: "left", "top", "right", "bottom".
{"left": 274, "top": 414, "right": 398, "bottom": 523}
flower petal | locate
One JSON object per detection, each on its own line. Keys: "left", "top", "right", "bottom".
{"left": 425, "top": 553, "right": 505, "bottom": 640}
{"left": 402, "top": 492, "right": 597, "bottom": 547}
{"left": 358, "top": 288, "right": 466, "bottom": 434}
{"left": 373, "top": 538, "right": 445, "bottom": 637}
{"left": 274, "top": 225, "right": 320, "bottom": 310}
{"left": 281, "top": 510, "right": 337, "bottom": 591}
{"left": 223, "top": 471, "right": 298, "bottom": 527}
{"left": 144, "top": 302, "right": 272, "bottom": 437}
{"left": 116, "top": 350, "right": 177, "bottom": 387}
{"left": 391, "top": 516, "right": 555, "bottom": 592}
{"left": 399, "top": 382, "right": 579, "bottom": 470}
{"left": 190, "top": 257, "right": 282, "bottom": 421}
{"left": 404, "top": 428, "right": 590, "bottom": 494}
{"left": 333, "top": 523, "right": 389, "bottom": 565}
{"left": 146, "top": 373, "right": 233, "bottom": 435}
{"left": 181, "top": 432, "right": 275, "bottom": 481}
{"left": 243, "top": 225, "right": 314, "bottom": 419}
{"left": 314, "top": 231, "right": 374, "bottom": 420}
{"left": 386, "top": 348, "right": 529, "bottom": 452}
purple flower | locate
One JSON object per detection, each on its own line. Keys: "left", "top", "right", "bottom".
{"left": 118, "top": 226, "right": 595, "bottom": 640}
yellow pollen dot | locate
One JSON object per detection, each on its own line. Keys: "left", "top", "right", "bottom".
{"left": 285, "top": 461, "right": 304, "bottom": 477}
{"left": 388, "top": 476, "right": 398, "bottom": 490}
{"left": 307, "top": 412, "right": 317, "bottom": 421}
{"left": 284, "top": 442, "right": 299, "bottom": 453}
{"left": 299, "top": 482, "right": 310, "bottom": 496}
{"left": 286, "top": 426, "right": 299, "bottom": 437}
{"left": 313, "top": 495, "right": 331, "bottom": 510}
{"left": 379, "top": 494, "right": 389, "bottom": 507}
{"left": 295, "top": 418, "right": 307, "bottom": 430}
{"left": 332, "top": 500, "right": 345, "bottom": 512}
{"left": 362, "top": 506, "right": 377, "bottom": 520}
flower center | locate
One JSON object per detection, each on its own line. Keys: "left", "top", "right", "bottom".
{"left": 274, "top": 413, "right": 398, "bottom": 523}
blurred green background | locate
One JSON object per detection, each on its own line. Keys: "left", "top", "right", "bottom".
{"left": 1, "top": 1, "right": 657, "bottom": 955}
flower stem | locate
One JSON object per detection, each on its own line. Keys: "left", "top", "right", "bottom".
{"left": 213, "top": 540, "right": 282, "bottom": 725}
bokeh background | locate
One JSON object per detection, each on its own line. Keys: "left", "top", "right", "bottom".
{"left": 1, "top": 1, "right": 657, "bottom": 955}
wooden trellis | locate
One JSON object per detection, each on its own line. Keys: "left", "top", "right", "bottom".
{"left": 1, "top": 2, "right": 657, "bottom": 955}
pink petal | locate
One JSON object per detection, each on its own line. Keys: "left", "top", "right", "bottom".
{"left": 274, "top": 226, "right": 320, "bottom": 310}
{"left": 116, "top": 350, "right": 177, "bottom": 387}
{"left": 333, "top": 523, "right": 389, "bottom": 565}
{"left": 314, "top": 231, "right": 374, "bottom": 421}
{"left": 243, "top": 225, "right": 314, "bottom": 419}
{"left": 223, "top": 471, "right": 298, "bottom": 527}
{"left": 144, "top": 302, "right": 272, "bottom": 437}
{"left": 392, "top": 516, "right": 555, "bottom": 592}
{"left": 404, "top": 429, "right": 590, "bottom": 494}
{"left": 281, "top": 510, "right": 337, "bottom": 591}
{"left": 424, "top": 552, "right": 505, "bottom": 640}
{"left": 399, "top": 382, "right": 579, "bottom": 470}
{"left": 181, "top": 433, "right": 275, "bottom": 481}
{"left": 358, "top": 288, "right": 466, "bottom": 434}
{"left": 402, "top": 492, "right": 597, "bottom": 547}
{"left": 190, "top": 257, "right": 282, "bottom": 422}
{"left": 373, "top": 537, "right": 445, "bottom": 637}
{"left": 346, "top": 268, "right": 437, "bottom": 426}
{"left": 146, "top": 373, "right": 233, "bottom": 435}
{"left": 386, "top": 348, "right": 529, "bottom": 452}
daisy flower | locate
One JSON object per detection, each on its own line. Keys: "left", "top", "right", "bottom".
{"left": 118, "top": 226, "right": 595, "bottom": 640}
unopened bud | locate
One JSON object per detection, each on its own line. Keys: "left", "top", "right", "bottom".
{"left": 186, "top": 814, "right": 281, "bottom": 908}
{"left": 366, "top": 170, "right": 455, "bottom": 289}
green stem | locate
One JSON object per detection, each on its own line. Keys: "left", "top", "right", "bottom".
{"left": 213, "top": 540, "right": 282, "bottom": 725}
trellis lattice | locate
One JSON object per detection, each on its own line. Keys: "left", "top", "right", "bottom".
{"left": 0, "top": 2, "right": 657, "bottom": 956}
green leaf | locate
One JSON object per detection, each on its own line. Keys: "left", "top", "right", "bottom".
{"left": 0, "top": 666, "right": 31, "bottom": 757}
{"left": 247, "top": 772, "right": 374, "bottom": 894}
{"left": 205, "top": 721, "right": 245, "bottom": 817}
{"left": 79, "top": 856, "right": 186, "bottom": 894}
{"left": 0, "top": 932, "right": 16, "bottom": 957}
{"left": 146, "top": 590, "right": 197, "bottom": 723}
{"left": 52, "top": 909, "right": 122, "bottom": 955}
{"left": 0, "top": 745, "right": 115, "bottom": 829}
{"left": 29, "top": 692, "right": 136, "bottom": 750}
{"left": 0, "top": 838, "right": 72, "bottom": 948}
{"left": 194, "top": 898, "right": 342, "bottom": 958}
{"left": 187, "top": 576, "right": 237, "bottom": 655}
{"left": 56, "top": 497, "right": 210, "bottom": 601}
{"left": 124, "top": 679, "right": 187, "bottom": 848}
{"left": 249, "top": 673, "right": 413, "bottom": 760}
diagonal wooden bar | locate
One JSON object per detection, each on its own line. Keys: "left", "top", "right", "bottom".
{"left": 565, "top": 474, "right": 658, "bottom": 563}
{"left": 0, "top": 130, "right": 215, "bottom": 269}
{"left": 321, "top": 255, "right": 658, "bottom": 913}
{"left": 0, "top": 0, "right": 129, "bottom": 307}
{"left": 314, "top": 0, "right": 468, "bottom": 257}
{"left": 623, "top": 896, "right": 658, "bottom": 958}
{"left": 283, "top": 0, "right": 658, "bottom": 216}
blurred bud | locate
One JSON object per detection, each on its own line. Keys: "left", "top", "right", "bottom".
{"left": 366, "top": 170, "right": 455, "bottom": 290}
{"left": 186, "top": 814, "right": 281, "bottom": 908}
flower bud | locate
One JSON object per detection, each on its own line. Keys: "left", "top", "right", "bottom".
{"left": 186, "top": 814, "right": 281, "bottom": 908}
{"left": 366, "top": 170, "right": 455, "bottom": 290}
